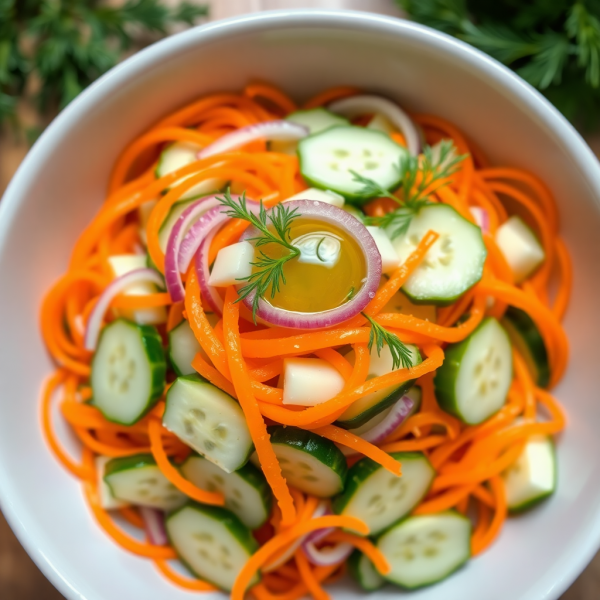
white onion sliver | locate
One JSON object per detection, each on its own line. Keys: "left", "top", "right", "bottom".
{"left": 164, "top": 195, "right": 222, "bottom": 302}
{"left": 328, "top": 94, "right": 421, "bottom": 155}
{"left": 139, "top": 506, "right": 168, "bottom": 546}
{"left": 198, "top": 121, "right": 308, "bottom": 159}
{"left": 302, "top": 540, "right": 354, "bottom": 567}
{"left": 84, "top": 268, "right": 165, "bottom": 351}
{"left": 263, "top": 500, "right": 329, "bottom": 573}
{"left": 196, "top": 230, "right": 225, "bottom": 314}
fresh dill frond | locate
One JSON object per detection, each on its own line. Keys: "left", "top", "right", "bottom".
{"left": 362, "top": 313, "right": 414, "bottom": 371}
{"left": 218, "top": 190, "right": 300, "bottom": 322}
{"left": 355, "top": 140, "right": 466, "bottom": 238}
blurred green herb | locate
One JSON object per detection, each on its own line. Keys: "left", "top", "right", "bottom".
{"left": 398, "top": 0, "right": 600, "bottom": 129}
{"left": 0, "top": 0, "right": 208, "bottom": 131}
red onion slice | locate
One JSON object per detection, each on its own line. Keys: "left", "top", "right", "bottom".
{"left": 328, "top": 95, "right": 421, "bottom": 155}
{"left": 263, "top": 500, "right": 329, "bottom": 572}
{"left": 240, "top": 200, "right": 381, "bottom": 329}
{"left": 84, "top": 268, "right": 164, "bottom": 351}
{"left": 302, "top": 539, "right": 354, "bottom": 567}
{"left": 195, "top": 230, "right": 225, "bottom": 314}
{"left": 469, "top": 206, "right": 490, "bottom": 233}
{"left": 164, "top": 195, "right": 222, "bottom": 302}
{"left": 140, "top": 507, "right": 168, "bottom": 546}
{"left": 197, "top": 121, "right": 309, "bottom": 159}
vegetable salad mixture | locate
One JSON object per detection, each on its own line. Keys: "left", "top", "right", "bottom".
{"left": 40, "top": 83, "right": 570, "bottom": 598}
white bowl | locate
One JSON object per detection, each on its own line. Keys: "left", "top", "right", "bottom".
{"left": 1, "top": 9, "right": 600, "bottom": 600}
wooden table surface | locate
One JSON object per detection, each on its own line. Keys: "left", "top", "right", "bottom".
{"left": 1, "top": 1, "right": 599, "bottom": 598}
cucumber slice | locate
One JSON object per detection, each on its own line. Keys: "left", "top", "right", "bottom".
{"left": 156, "top": 141, "right": 226, "bottom": 200}
{"left": 166, "top": 502, "right": 259, "bottom": 591}
{"left": 298, "top": 126, "right": 407, "bottom": 203}
{"left": 336, "top": 343, "right": 422, "bottom": 430}
{"left": 502, "top": 435, "right": 556, "bottom": 512}
{"left": 389, "top": 204, "right": 487, "bottom": 305}
{"left": 91, "top": 319, "right": 166, "bottom": 425}
{"left": 163, "top": 376, "right": 253, "bottom": 473}
{"left": 181, "top": 454, "right": 272, "bottom": 529}
{"left": 502, "top": 306, "right": 550, "bottom": 387}
{"left": 168, "top": 313, "right": 222, "bottom": 376}
{"left": 96, "top": 456, "right": 128, "bottom": 510}
{"left": 434, "top": 318, "right": 512, "bottom": 425}
{"left": 348, "top": 549, "right": 385, "bottom": 591}
{"left": 268, "top": 426, "right": 347, "bottom": 497}
{"left": 333, "top": 452, "right": 434, "bottom": 536}
{"left": 271, "top": 108, "right": 350, "bottom": 155}
{"left": 104, "top": 454, "right": 185, "bottom": 510}
{"left": 377, "top": 512, "right": 471, "bottom": 589}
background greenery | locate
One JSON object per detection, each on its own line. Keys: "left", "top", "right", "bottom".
{"left": 0, "top": 0, "right": 208, "bottom": 133}
{"left": 399, "top": 0, "right": 600, "bottom": 130}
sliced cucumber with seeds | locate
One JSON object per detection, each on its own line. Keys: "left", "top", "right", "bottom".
{"left": 348, "top": 550, "right": 385, "bottom": 591}
{"left": 336, "top": 343, "right": 422, "bottom": 430}
{"left": 333, "top": 452, "right": 434, "bottom": 536}
{"left": 502, "top": 306, "right": 550, "bottom": 387}
{"left": 268, "top": 426, "right": 347, "bottom": 497}
{"left": 434, "top": 318, "right": 512, "bottom": 425}
{"left": 502, "top": 435, "right": 556, "bottom": 512}
{"left": 376, "top": 512, "right": 471, "bottom": 589}
{"left": 168, "top": 316, "right": 220, "bottom": 377}
{"left": 166, "top": 503, "right": 259, "bottom": 591}
{"left": 104, "top": 454, "right": 185, "bottom": 510}
{"left": 181, "top": 454, "right": 272, "bottom": 529}
{"left": 91, "top": 319, "right": 166, "bottom": 425}
{"left": 271, "top": 108, "right": 349, "bottom": 155}
{"left": 164, "top": 376, "right": 253, "bottom": 473}
{"left": 390, "top": 204, "right": 487, "bottom": 305}
{"left": 156, "top": 141, "right": 226, "bottom": 200}
{"left": 298, "top": 126, "right": 407, "bottom": 203}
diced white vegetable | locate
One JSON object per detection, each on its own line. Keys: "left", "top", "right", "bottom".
{"left": 96, "top": 456, "right": 128, "bottom": 510}
{"left": 495, "top": 216, "right": 545, "bottom": 283}
{"left": 208, "top": 241, "right": 254, "bottom": 287}
{"left": 367, "top": 113, "right": 396, "bottom": 135}
{"left": 367, "top": 226, "right": 400, "bottom": 273}
{"left": 284, "top": 187, "right": 345, "bottom": 208}
{"left": 283, "top": 358, "right": 345, "bottom": 406}
{"left": 108, "top": 254, "right": 167, "bottom": 325}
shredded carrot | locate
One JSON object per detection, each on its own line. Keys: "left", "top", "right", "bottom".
{"left": 39, "top": 84, "right": 571, "bottom": 600}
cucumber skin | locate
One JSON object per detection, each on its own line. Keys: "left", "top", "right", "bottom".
{"left": 508, "top": 437, "right": 557, "bottom": 514}
{"left": 376, "top": 510, "right": 472, "bottom": 590}
{"left": 348, "top": 550, "right": 384, "bottom": 592}
{"left": 268, "top": 426, "right": 348, "bottom": 482}
{"left": 104, "top": 453, "right": 158, "bottom": 477}
{"left": 91, "top": 319, "right": 166, "bottom": 426}
{"left": 166, "top": 502, "right": 260, "bottom": 589}
{"left": 334, "top": 379, "right": 417, "bottom": 430}
{"left": 502, "top": 306, "right": 550, "bottom": 388}
{"left": 332, "top": 452, "right": 428, "bottom": 519}
{"left": 297, "top": 126, "right": 405, "bottom": 205}
{"left": 183, "top": 453, "right": 273, "bottom": 528}
{"left": 433, "top": 318, "right": 509, "bottom": 425}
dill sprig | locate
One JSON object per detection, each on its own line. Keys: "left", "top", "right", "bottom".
{"left": 362, "top": 313, "right": 414, "bottom": 370}
{"left": 352, "top": 140, "right": 466, "bottom": 238}
{"left": 218, "top": 191, "right": 300, "bottom": 322}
